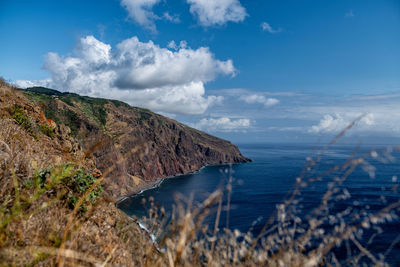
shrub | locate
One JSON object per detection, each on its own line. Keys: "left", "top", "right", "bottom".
{"left": 39, "top": 124, "right": 55, "bottom": 138}
{"left": 34, "top": 168, "right": 51, "bottom": 186}
{"left": 64, "top": 168, "right": 103, "bottom": 213}
{"left": 62, "top": 109, "right": 80, "bottom": 136}
{"left": 94, "top": 106, "right": 107, "bottom": 126}
{"left": 110, "top": 99, "right": 129, "bottom": 108}
{"left": 11, "top": 106, "right": 32, "bottom": 133}
{"left": 25, "top": 164, "right": 103, "bottom": 213}
{"left": 139, "top": 110, "right": 152, "bottom": 122}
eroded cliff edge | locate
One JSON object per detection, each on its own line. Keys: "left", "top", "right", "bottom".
{"left": 23, "top": 86, "right": 250, "bottom": 199}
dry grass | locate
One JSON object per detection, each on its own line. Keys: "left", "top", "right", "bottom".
{"left": 0, "top": 80, "right": 157, "bottom": 266}
{"left": 137, "top": 124, "right": 399, "bottom": 267}
{"left": 0, "top": 79, "right": 399, "bottom": 266}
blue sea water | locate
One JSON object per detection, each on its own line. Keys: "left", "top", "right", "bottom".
{"left": 118, "top": 143, "right": 400, "bottom": 265}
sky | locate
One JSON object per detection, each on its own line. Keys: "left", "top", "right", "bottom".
{"left": 1, "top": 0, "right": 399, "bottom": 144}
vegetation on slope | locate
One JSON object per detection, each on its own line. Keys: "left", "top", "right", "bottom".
{"left": 22, "top": 85, "right": 250, "bottom": 199}
{"left": 1, "top": 79, "right": 397, "bottom": 266}
{"left": 0, "top": 80, "right": 157, "bottom": 265}
{"left": 24, "top": 87, "right": 109, "bottom": 135}
{"left": 0, "top": 79, "right": 251, "bottom": 265}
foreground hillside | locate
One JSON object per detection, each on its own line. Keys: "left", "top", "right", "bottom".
{"left": 1, "top": 80, "right": 398, "bottom": 266}
{"left": 0, "top": 79, "right": 251, "bottom": 265}
{"left": 0, "top": 80, "right": 160, "bottom": 265}
{"left": 21, "top": 86, "right": 249, "bottom": 198}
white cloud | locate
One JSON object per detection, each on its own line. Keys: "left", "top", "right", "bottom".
{"left": 240, "top": 94, "right": 279, "bottom": 107}
{"left": 349, "top": 93, "right": 400, "bottom": 101}
{"left": 14, "top": 79, "right": 52, "bottom": 88}
{"left": 264, "top": 98, "right": 280, "bottom": 106}
{"left": 261, "top": 22, "right": 281, "bottom": 33}
{"left": 187, "top": 0, "right": 247, "bottom": 26}
{"left": 163, "top": 12, "right": 180, "bottom": 23}
{"left": 16, "top": 35, "right": 235, "bottom": 115}
{"left": 345, "top": 10, "right": 355, "bottom": 18}
{"left": 76, "top": 35, "right": 112, "bottom": 64}
{"left": 191, "top": 117, "right": 250, "bottom": 132}
{"left": 113, "top": 37, "right": 235, "bottom": 89}
{"left": 309, "top": 113, "right": 375, "bottom": 134}
{"left": 121, "top": 0, "right": 161, "bottom": 31}
{"left": 167, "top": 40, "right": 178, "bottom": 50}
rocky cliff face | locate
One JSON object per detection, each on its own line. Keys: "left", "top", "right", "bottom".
{"left": 0, "top": 81, "right": 248, "bottom": 265}
{"left": 0, "top": 82, "right": 159, "bottom": 265}
{"left": 23, "top": 87, "right": 250, "bottom": 198}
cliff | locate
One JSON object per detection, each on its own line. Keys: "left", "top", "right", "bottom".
{"left": 0, "top": 79, "right": 248, "bottom": 265}
{"left": 0, "top": 81, "right": 160, "bottom": 265}
{"left": 18, "top": 86, "right": 249, "bottom": 198}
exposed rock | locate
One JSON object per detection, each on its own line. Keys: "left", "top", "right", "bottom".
{"left": 23, "top": 86, "right": 250, "bottom": 199}
{"left": 0, "top": 82, "right": 159, "bottom": 266}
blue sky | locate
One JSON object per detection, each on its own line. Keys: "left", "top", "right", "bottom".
{"left": 1, "top": 0, "right": 400, "bottom": 143}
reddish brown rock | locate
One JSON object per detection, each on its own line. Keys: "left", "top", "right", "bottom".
{"left": 22, "top": 87, "right": 250, "bottom": 199}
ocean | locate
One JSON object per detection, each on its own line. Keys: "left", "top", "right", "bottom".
{"left": 118, "top": 143, "right": 400, "bottom": 265}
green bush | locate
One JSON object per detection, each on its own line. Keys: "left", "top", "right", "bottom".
{"left": 139, "top": 111, "right": 152, "bottom": 122}
{"left": 34, "top": 168, "right": 51, "bottom": 186}
{"left": 26, "top": 164, "right": 103, "bottom": 213}
{"left": 65, "top": 168, "right": 103, "bottom": 212}
{"left": 94, "top": 106, "right": 107, "bottom": 126}
{"left": 27, "top": 164, "right": 73, "bottom": 190}
{"left": 39, "top": 124, "right": 55, "bottom": 138}
{"left": 68, "top": 195, "right": 79, "bottom": 210}
{"left": 12, "top": 106, "right": 32, "bottom": 133}
{"left": 110, "top": 99, "right": 129, "bottom": 108}
{"left": 62, "top": 109, "right": 80, "bottom": 136}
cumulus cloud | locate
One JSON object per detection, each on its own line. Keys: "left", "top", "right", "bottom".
{"left": 17, "top": 35, "right": 235, "bottom": 115}
{"left": 187, "top": 0, "right": 247, "bottom": 26}
{"left": 240, "top": 94, "right": 279, "bottom": 107}
{"left": 191, "top": 117, "right": 250, "bottom": 132}
{"left": 113, "top": 37, "right": 235, "bottom": 90}
{"left": 261, "top": 22, "right": 281, "bottom": 33}
{"left": 121, "top": 0, "right": 161, "bottom": 31}
{"left": 309, "top": 113, "right": 375, "bottom": 134}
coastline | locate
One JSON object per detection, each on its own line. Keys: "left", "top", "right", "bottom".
{"left": 115, "top": 160, "right": 250, "bottom": 252}
{"left": 116, "top": 161, "right": 249, "bottom": 205}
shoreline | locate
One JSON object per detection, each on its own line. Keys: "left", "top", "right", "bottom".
{"left": 116, "top": 161, "right": 248, "bottom": 205}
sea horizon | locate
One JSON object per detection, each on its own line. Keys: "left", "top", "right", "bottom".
{"left": 118, "top": 142, "right": 400, "bottom": 265}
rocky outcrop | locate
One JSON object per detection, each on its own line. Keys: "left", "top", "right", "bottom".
{"left": 23, "top": 87, "right": 250, "bottom": 198}
{"left": 95, "top": 103, "right": 250, "bottom": 198}
{"left": 0, "top": 82, "right": 158, "bottom": 265}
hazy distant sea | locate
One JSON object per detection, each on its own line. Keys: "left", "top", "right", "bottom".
{"left": 118, "top": 143, "right": 400, "bottom": 265}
